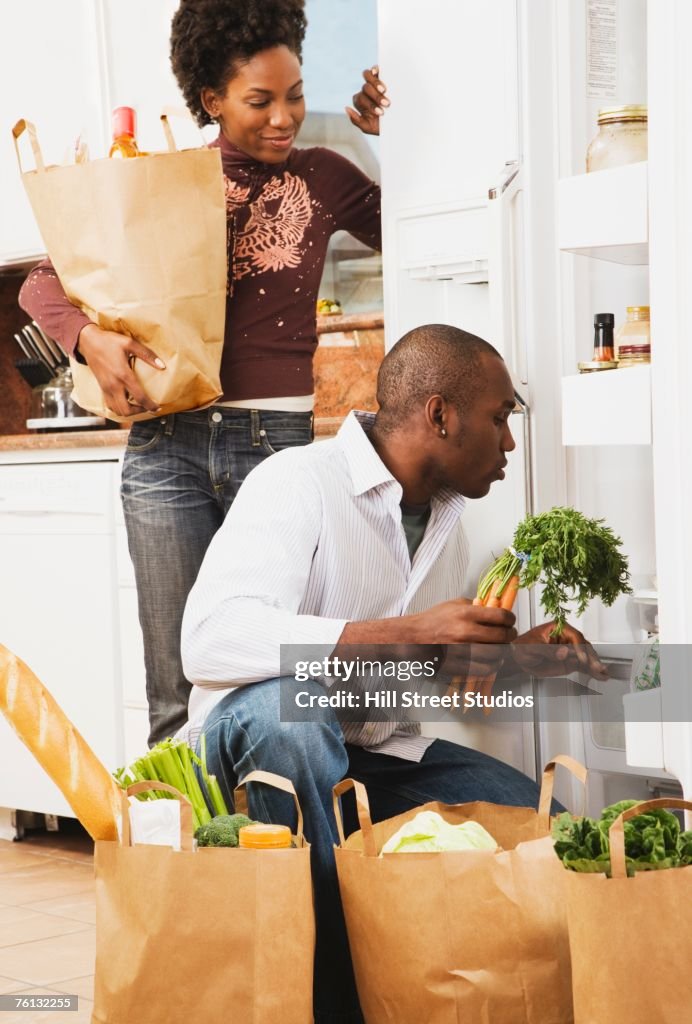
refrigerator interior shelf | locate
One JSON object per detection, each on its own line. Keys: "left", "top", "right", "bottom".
{"left": 558, "top": 162, "right": 648, "bottom": 265}
{"left": 561, "top": 364, "right": 651, "bottom": 445}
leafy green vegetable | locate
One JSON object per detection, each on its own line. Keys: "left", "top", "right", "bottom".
{"left": 552, "top": 800, "right": 691, "bottom": 877}
{"left": 478, "top": 506, "right": 631, "bottom": 635}
{"left": 380, "top": 811, "right": 497, "bottom": 854}
{"left": 195, "top": 813, "right": 257, "bottom": 848}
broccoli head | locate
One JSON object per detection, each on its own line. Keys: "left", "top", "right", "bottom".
{"left": 195, "top": 813, "right": 256, "bottom": 847}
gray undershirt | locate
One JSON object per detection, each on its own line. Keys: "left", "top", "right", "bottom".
{"left": 400, "top": 501, "right": 432, "bottom": 561}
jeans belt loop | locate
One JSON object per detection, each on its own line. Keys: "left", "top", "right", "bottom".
{"left": 250, "top": 408, "right": 262, "bottom": 447}
{"left": 163, "top": 414, "right": 175, "bottom": 437}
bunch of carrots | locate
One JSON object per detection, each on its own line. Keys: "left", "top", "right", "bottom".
{"left": 450, "top": 506, "right": 632, "bottom": 706}
{"left": 456, "top": 552, "right": 524, "bottom": 705}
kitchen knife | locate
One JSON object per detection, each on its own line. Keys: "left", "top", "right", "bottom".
{"left": 33, "top": 321, "right": 68, "bottom": 364}
{"left": 14, "top": 332, "right": 34, "bottom": 361}
{"left": 23, "top": 324, "right": 57, "bottom": 373}
{"left": 18, "top": 328, "right": 44, "bottom": 364}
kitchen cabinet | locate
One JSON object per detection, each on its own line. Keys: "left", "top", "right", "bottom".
{"left": 0, "top": 442, "right": 147, "bottom": 833}
{"left": 0, "top": 1, "right": 107, "bottom": 266}
{"left": 0, "top": 0, "right": 187, "bottom": 267}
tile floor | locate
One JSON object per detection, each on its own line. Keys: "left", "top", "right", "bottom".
{"left": 0, "top": 821, "right": 95, "bottom": 1024}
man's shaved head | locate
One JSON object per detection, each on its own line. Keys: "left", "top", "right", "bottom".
{"left": 375, "top": 324, "right": 502, "bottom": 435}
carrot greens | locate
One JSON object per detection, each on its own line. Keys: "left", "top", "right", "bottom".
{"left": 477, "top": 506, "right": 631, "bottom": 634}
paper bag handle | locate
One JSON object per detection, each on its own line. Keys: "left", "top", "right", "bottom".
{"left": 332, "top": 778, "right": 378, "bottom": 857}
{"left": 234, "top": 770, "right": 304, "bottom": 838}
{"left": 160, "top": 106, "right": 206, "bottom": 153}
{"left": 537, "top": 754, "right": 588, "bottom": 831}
{"left": 12, "top": 119, "right": 45, "bottom": 173}
{"left": 609, "top": 797, "right": 692, "bottom": 879}
{"left": 121, "top": 781, "right": 194, "bottom": 850}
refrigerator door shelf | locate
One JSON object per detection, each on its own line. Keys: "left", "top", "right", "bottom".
{"left": 623, "top": 690, "right": 665, "bottom": 771}
{"left": 558, "top": 161, "right": 648, "bottom": 265}
{"left": 561, "top": 364, "right": 652, "bottom": 446}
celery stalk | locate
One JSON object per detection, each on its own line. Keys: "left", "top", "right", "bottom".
{"left": 198, "top": 733, "right": 230, "bottom": 817}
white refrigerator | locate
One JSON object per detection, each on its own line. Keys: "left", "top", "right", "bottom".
{"left": 377, "top": 0, "right": 692, "bottom": 814}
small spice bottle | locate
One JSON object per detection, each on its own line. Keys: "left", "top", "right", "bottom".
{"left": 238, "top": 823, "right": 293, "bottom": 849}
{"left": 593, "top": 313, "right": 615, "bottom": 361}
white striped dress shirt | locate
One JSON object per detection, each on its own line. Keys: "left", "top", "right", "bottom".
{"left": 180, "top": 411, "right": 470, "bottom": 760}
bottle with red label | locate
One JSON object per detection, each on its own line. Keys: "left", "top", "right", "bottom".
{"left": 109, "top": 106, "right": 140, "bottom": 159}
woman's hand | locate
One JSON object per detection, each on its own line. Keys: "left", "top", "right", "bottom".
{"left": 77, "top": 323, "right": 166, "bottom": 417}
{"left": 346, "top": 66, "right": 390, "bottom": 136}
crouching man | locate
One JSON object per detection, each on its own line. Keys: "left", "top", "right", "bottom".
{"left": 180, "top": 324, "right": 606, "bottom": 1024}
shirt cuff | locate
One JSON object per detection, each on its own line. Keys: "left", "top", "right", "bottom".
{"left": 62, "top": 309, "right": 93, "bottom": 357}
{"left": 287, "top": 615, "right": 348, "bottom": 650}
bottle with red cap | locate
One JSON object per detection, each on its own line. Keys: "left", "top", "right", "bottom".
{"left": 109, "top": 106, "right": 140, "bottom": 159}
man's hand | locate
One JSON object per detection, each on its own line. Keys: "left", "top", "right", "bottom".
{"left": 346, "top": 66, "right": 389, "bottom": 136}
{"left": 510, "top": 621, "right": 609, "bottom": 681}
{"left": 411, "top": 598, "right": 517, "bottom": 646}
{"left": 337, "top": 599, "right": 515, "bottom": 695}
{"left": 77, "top": 323, "right": 165, "bottom": 417}
{"left": 415, "top": 599, "right": 517, "bottom": 686}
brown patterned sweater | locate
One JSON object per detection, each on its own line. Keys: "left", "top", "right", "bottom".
{"left": 19, "top": 132, "right": 381, "bottom": 401}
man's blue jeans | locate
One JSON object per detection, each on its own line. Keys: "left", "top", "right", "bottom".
{"left": 201, "top": 677, "right": 548, "bottom": 1024}
{"left": 120, "top": 408, "right": 314, "bottom": 744}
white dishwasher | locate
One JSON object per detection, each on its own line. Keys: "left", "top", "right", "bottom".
{"left": 0, "top": 459, "right": 124, "bottom": 819}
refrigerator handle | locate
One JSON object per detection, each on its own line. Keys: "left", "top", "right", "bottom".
{"left": 488, "top": 160, "right": 526, "bottom": 383}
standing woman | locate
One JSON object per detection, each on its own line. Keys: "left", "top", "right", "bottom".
{"left": 19, "top": 0, "right": 386, "bottom": 744}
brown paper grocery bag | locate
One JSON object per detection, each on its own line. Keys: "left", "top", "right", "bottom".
{"left": 565, "top": 797, "right": 692, "bottom": 1024}
{"left": 334, "top": 755, "right": 586, "bottom": 1024}
{"left": 93, "top": 773, "right": 314, "bottom": 1024}
{"left": 13, "top": 117, "right": 226, "bottom": 422}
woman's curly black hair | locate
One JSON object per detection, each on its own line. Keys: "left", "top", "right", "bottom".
{"left": 170, "top": 0, "right": 308, "bottom": 127}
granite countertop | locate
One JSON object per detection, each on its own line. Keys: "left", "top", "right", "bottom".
{"left": 316, "top": 311, "right": 383, "bottom": 335}
{"left": 0, "top": 416, "right": 345, "bottom": 452}
{"left": 0, "top": 311, "right": 383, "bottom": 451}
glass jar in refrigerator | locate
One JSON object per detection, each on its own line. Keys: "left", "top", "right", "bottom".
{"left": 615, "top": 305, "right": 651, "bottom": 365}
{"left": 586, "top": 106, "right": 648, "bottom": 172}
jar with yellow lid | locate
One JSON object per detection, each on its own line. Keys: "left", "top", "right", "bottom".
{"left": 238, "top": 823, "right": 293, "bottom": 849}
{"left": 586, "top": 106, "right": 648, "bottom": 172}
{"left": 615, "top": 305, "right": 650, "bottom": 363}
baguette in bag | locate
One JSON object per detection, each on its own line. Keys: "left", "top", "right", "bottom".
{"left": 0, "top": 644, "right": 121, "bottom": 841}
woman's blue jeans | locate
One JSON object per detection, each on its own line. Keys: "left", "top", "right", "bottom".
{"left": 201, "top": 677, "right": 547, "bottom": 1024}
{"left": 120, "top": 408, "right": 314, "bottom": 744}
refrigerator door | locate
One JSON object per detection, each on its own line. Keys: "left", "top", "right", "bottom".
{"left": 379, "top": 0, "right": 537, "bottom": 774}
{"left": 378, "top": 0, "right": 536, "bottom": 774}
{"left": 377, "top": 0, "right": 521, "bottom": 360}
